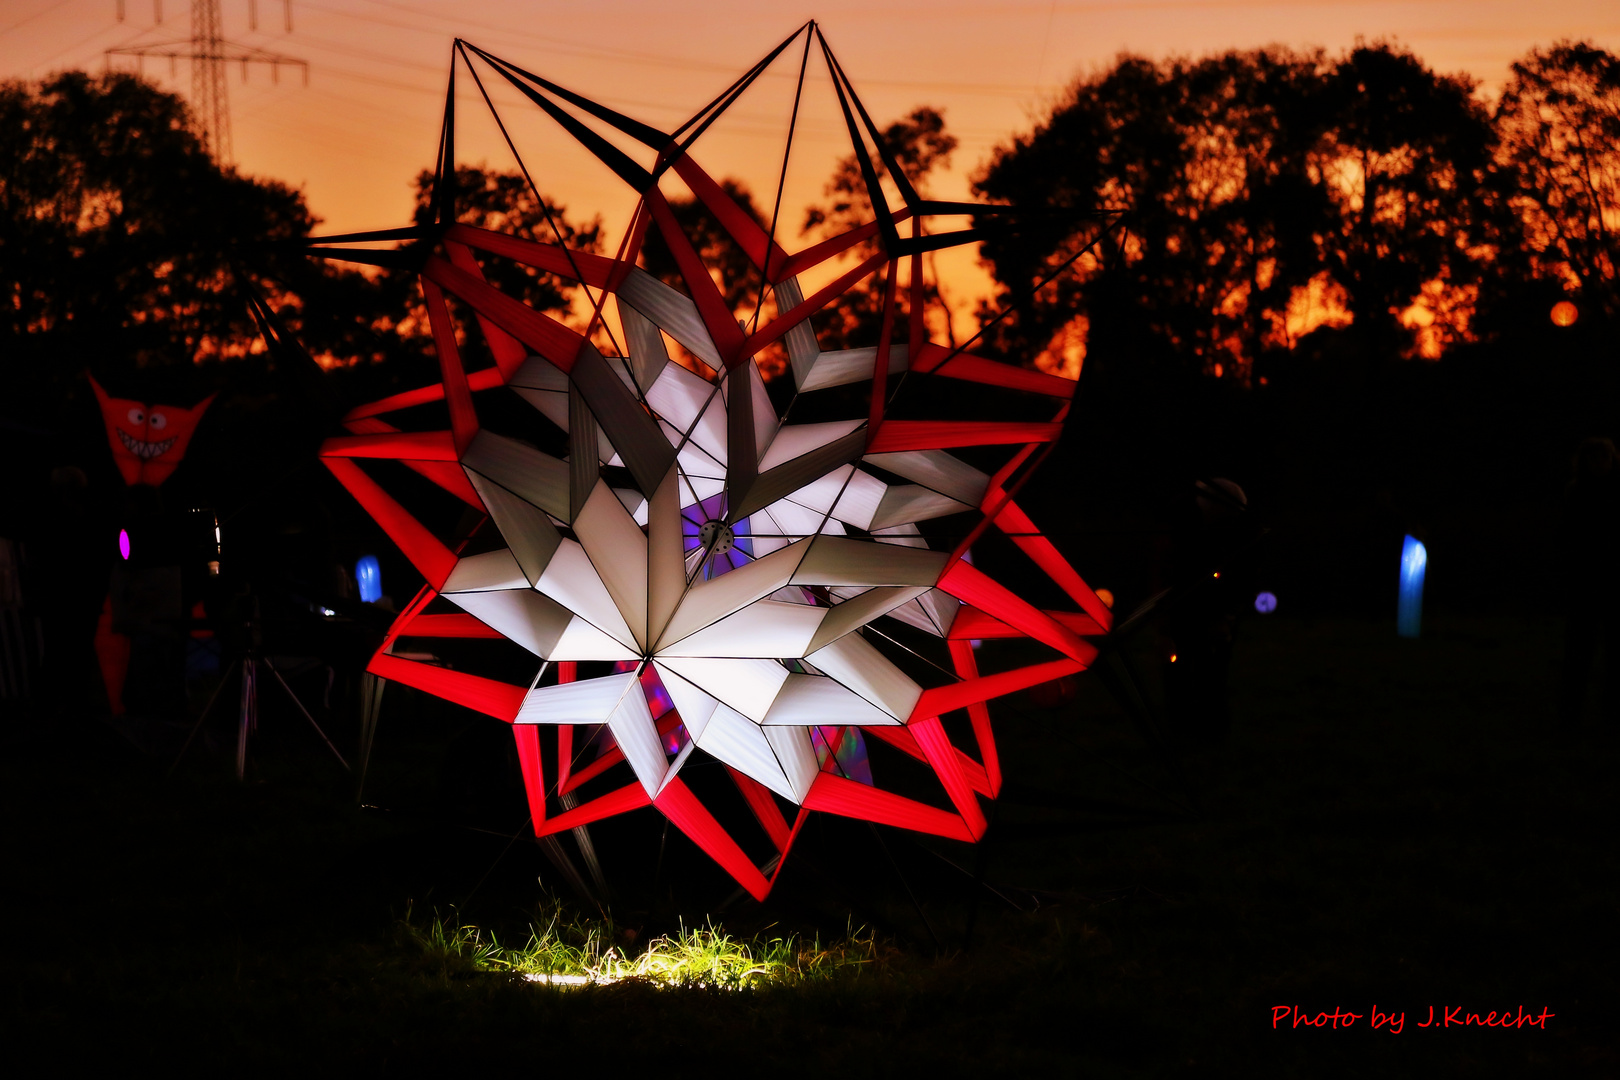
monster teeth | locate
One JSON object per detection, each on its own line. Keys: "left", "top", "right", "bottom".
{"left": 116, "top": 430, "right": 176, "bottom": 460}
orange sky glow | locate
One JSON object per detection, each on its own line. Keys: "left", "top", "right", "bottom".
{"left": 4, "top": 0, "right": 1616, "bottom": 358}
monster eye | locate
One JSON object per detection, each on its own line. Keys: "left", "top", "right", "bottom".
{"left": 148, "top": 412, "right": 168, "bottom": 431}
{"left": 127, "top": 407, "right": 145, "bottom": 425}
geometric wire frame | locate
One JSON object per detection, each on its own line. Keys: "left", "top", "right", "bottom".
{"left": 310, "top": 24, "right": 1123, "bottom": 900}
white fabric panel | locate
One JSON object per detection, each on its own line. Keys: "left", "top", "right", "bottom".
{"left": 873, "top": 522, "right": 931, "bottom": 549}
{"left": 654, "top": 663, "right": 719, "bottom": 741}
{"left": 827, "top": 468, "right": 888, "bottom": 530}
{"left": 647, "top": 467, "right": 687, "bottom": 648}
{"left": 791, "top": 537, "right": 948, "bottom": 587}
{"left": 657, "top": 738, "right": 697, "bottom": 795}
{"left": 757, "top": 421, "right": 865, "bottom": 473}
{"left": 463, "top": 431, "right": 571, "bottom": 521}
{"left": 465, "top": 473, "right": 562, "bottom": 585}
{"left": 779, "top": 465, "right": 856, "bottom": 517}
{"left": 509, "top": 355, "right": 569, "bottom": 392}
{"left": 657, "top": 657, "right": 789, "bottom": 723}
{"left": 516, "top": 671, "right": 637, "bottom": 724}
{"left": 443, "top": 549, "right": 527, "bottom": 593}
{"left": 776, "top": 277, "right": 822, "bottom": 388}
{"left": 762, "top": 673, "right": 903, "bottom": 727}
{"left": 754, "top": 499, "right": 844, "bottom": 540}
{"left": 807, "top": 585, "right": 930, "bottom": 654}
{"left": 746, "top": 358, "right": 777, "bottom": 461}
{"left": 573, "top": 481, "right": 650, "bottom": 649}
{"left": 656, "top": 539, "right": 809, "bottom": 649}
{"left": 664, "top": 431, "right": 726, "bottom": 480}
{"left": 613, "top": 488, "right": 647, "bottom": 519}
{"left": 680, "top": 474, "right": 726, "bottom": 508}
{"left": 618, "top": 267, "right": 723, "bottom": 371}
{"left": 536, "top": 539, "right": 638, "bottom": 651}
{"left": 805, "top": 633, "right": 924, "bottom": 720}
{"left": 863, "top": 450, "right": 989, "bottom": 505}
{"left": 762, "top": 725, "right": 821, "bottom": 801}
{"left": 658, "top": 600, "right": 828, "bottom": 659}
{"left": 619, "top": 299, "right": 672, "bottom": 392}
{"left": 887, "top": 590, "right": 961, "bottom": 638}
{"left": 799, "top": 343, "right": 909, "bottom": 392}
{"left": 605, "top": 679, "right": 667, "bottom": 796}
{"left": 647, "top": 363, "right": 727, "bottom": 466}
{"left": 511, "top": 386, "right": 571, "bottom": 434}
{"left": 691, "top": 703, "right": 797, "bottom": 801}
{"left": 869, "top": 484, "right": 974, "bottom": 530}
{"left": 548, "top": 616, "right": 640, "bottom": 661}
{"left": 445, "top": 588, "right": 572, "bottom": 658}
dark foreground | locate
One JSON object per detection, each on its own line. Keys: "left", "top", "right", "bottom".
{"left": 2, "top": 614, "right": 1611, "bottom": 1077}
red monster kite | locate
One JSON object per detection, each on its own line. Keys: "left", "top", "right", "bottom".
{"left": 90, "top": 377, "right": 215, "bottom": 487}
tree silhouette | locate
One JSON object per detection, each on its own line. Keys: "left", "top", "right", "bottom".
{"left": 802, "top": 106, "right": 958, "bottom": 350}
{"left": 974, "top": 44, "right": 1509, "bottom": 375}
{"left": 1496, "top": 41, "right": 1620, "bottom": 318}
{"left": 0, "top": 71, "right": 323, "bottom": 395}
{"left": 974, "top": 49, "right": 1334, "bottom": 380}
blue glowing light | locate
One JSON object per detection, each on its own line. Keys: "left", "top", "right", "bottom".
{"left": 118, "top": 529, "right": 130, "bottom": 560}
{"left": 1398, "top": 535, "right": 1426, "bottom": 638}
{"left": 356, "top": 554, "right": 382, "bottom": 604}
{"left": 1254, "top": 591, "right": 1277, "bottom": 614}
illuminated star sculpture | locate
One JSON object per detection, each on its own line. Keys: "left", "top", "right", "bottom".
{"left": 309, "top": 24, "right": 1126, "bottom": 900}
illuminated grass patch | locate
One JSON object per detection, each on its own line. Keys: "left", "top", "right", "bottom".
{"left": 401, "top": 901, "right": 882, "bottom": 990}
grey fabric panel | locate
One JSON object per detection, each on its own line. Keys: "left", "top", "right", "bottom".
{"left": 799, "top": 344, "right": 909, "bottom": 392}
{"left": 442, "top": 549, "right": 527, "bottom": 593}
{"left": 862, "top": 449, "right": 989, "bottom": 505}
{"left": 444, "top": 587, "right": 573, "bottom": 659}
{"left": 510, "top": 386, "right": 570, "bottom": 433}
{"left": 790, "top": 536, "right": 949, "bottom": 588}
{"left": 725, "top": 362, "right": 758, "bottom": 499}
{"left": 775, "top": 276, "right": 822, "bottom": 387}
{"left": 618, "top": 300, "right": 671, "bottom": 392}
{"left": 869, "top": 484, "right": 974, "bottom": 530}
{"left": 509, "top": 354, "right": 569, "bottom": 392}
{"left": 731, "top": 428, "right": 869, "bottom": 521}
{"left": 886, "top": 590, "right": 961, "bottom": 638}
{"left": 569, "top": 341, "right": 675, "bottom": 496}
{"left": 806, "top": 585, "right": 930, "bottom": 654}
{"left": 464, "top": 471, "right": 562, "bottom": 585}
{"left": 617, "top": 267, "right": 723, "bottom": 371}
{"left": 569, "top": 384, "right": 600, "bottom": 520}
{"left": 463, "top": 430, "right": 571, "bottom": 521}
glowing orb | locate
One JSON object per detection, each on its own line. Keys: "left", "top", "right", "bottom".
{"left": 118, "top": 529, "right": 130, "bottom": 560}
{"left": 1397, "top": 536, "right": 1426, "bottom": 638}
{"left": 356, "top": 555, "right": 382, "bottom": 604}
{"left": 1550, "top": 301, "right": 1578, "bottom": 327}
{"left": 1254, "top": 591, "right": 1277, "bottom": 613}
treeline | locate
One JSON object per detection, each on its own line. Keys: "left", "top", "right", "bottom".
{"left": 973, "top": 40, "right": 1619, "bottom": 379}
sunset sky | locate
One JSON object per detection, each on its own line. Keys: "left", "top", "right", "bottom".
{"left": 5, "top": 0, "right": 1617, "bottom": 317}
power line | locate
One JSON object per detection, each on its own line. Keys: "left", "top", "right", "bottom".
{"left": 105, "top": 0, "right": 308, "bottom": 162}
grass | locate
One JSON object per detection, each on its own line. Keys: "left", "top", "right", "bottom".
{"left": 1, "top": 613, "right": 1612, "bottom": 1075}
{"left": 399, "top": 900, "right": 882, "bottom": 988}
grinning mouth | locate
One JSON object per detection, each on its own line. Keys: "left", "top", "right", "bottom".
{"left": 117, "top": 429, "right": 176, "bottom": 460}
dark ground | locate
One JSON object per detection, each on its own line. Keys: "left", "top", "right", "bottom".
{"left": 2, "top": 609, "right": 1612, "bottom": 1077}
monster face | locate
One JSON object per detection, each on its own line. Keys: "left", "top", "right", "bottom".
{"left": 91, "top": 377, "right": 214, "bottom": 487}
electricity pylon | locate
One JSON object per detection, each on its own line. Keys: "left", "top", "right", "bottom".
{"left": 106, "top": 0, "right": 308, "bottom": 164}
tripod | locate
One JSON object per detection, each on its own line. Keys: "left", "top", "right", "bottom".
{"left": 171, "top": 609, "right": 350, "bottom": 780}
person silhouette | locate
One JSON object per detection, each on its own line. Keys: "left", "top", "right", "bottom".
{"left": 1557, "top": 437, "right": 1620, "bottom": 729}
{"left": 1163, "top": 477, "right": 1253, "bottom": 746}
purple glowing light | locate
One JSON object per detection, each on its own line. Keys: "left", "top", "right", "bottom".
{"left": 1254, "top": 591, "right": 1277, "bottom": 614}
{"left": 118, "top": 529, "right": 130, "bottom": 560}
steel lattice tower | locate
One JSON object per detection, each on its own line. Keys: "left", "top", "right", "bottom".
{"left": 107, "top": 0, "right": 306, "bottom": 164}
